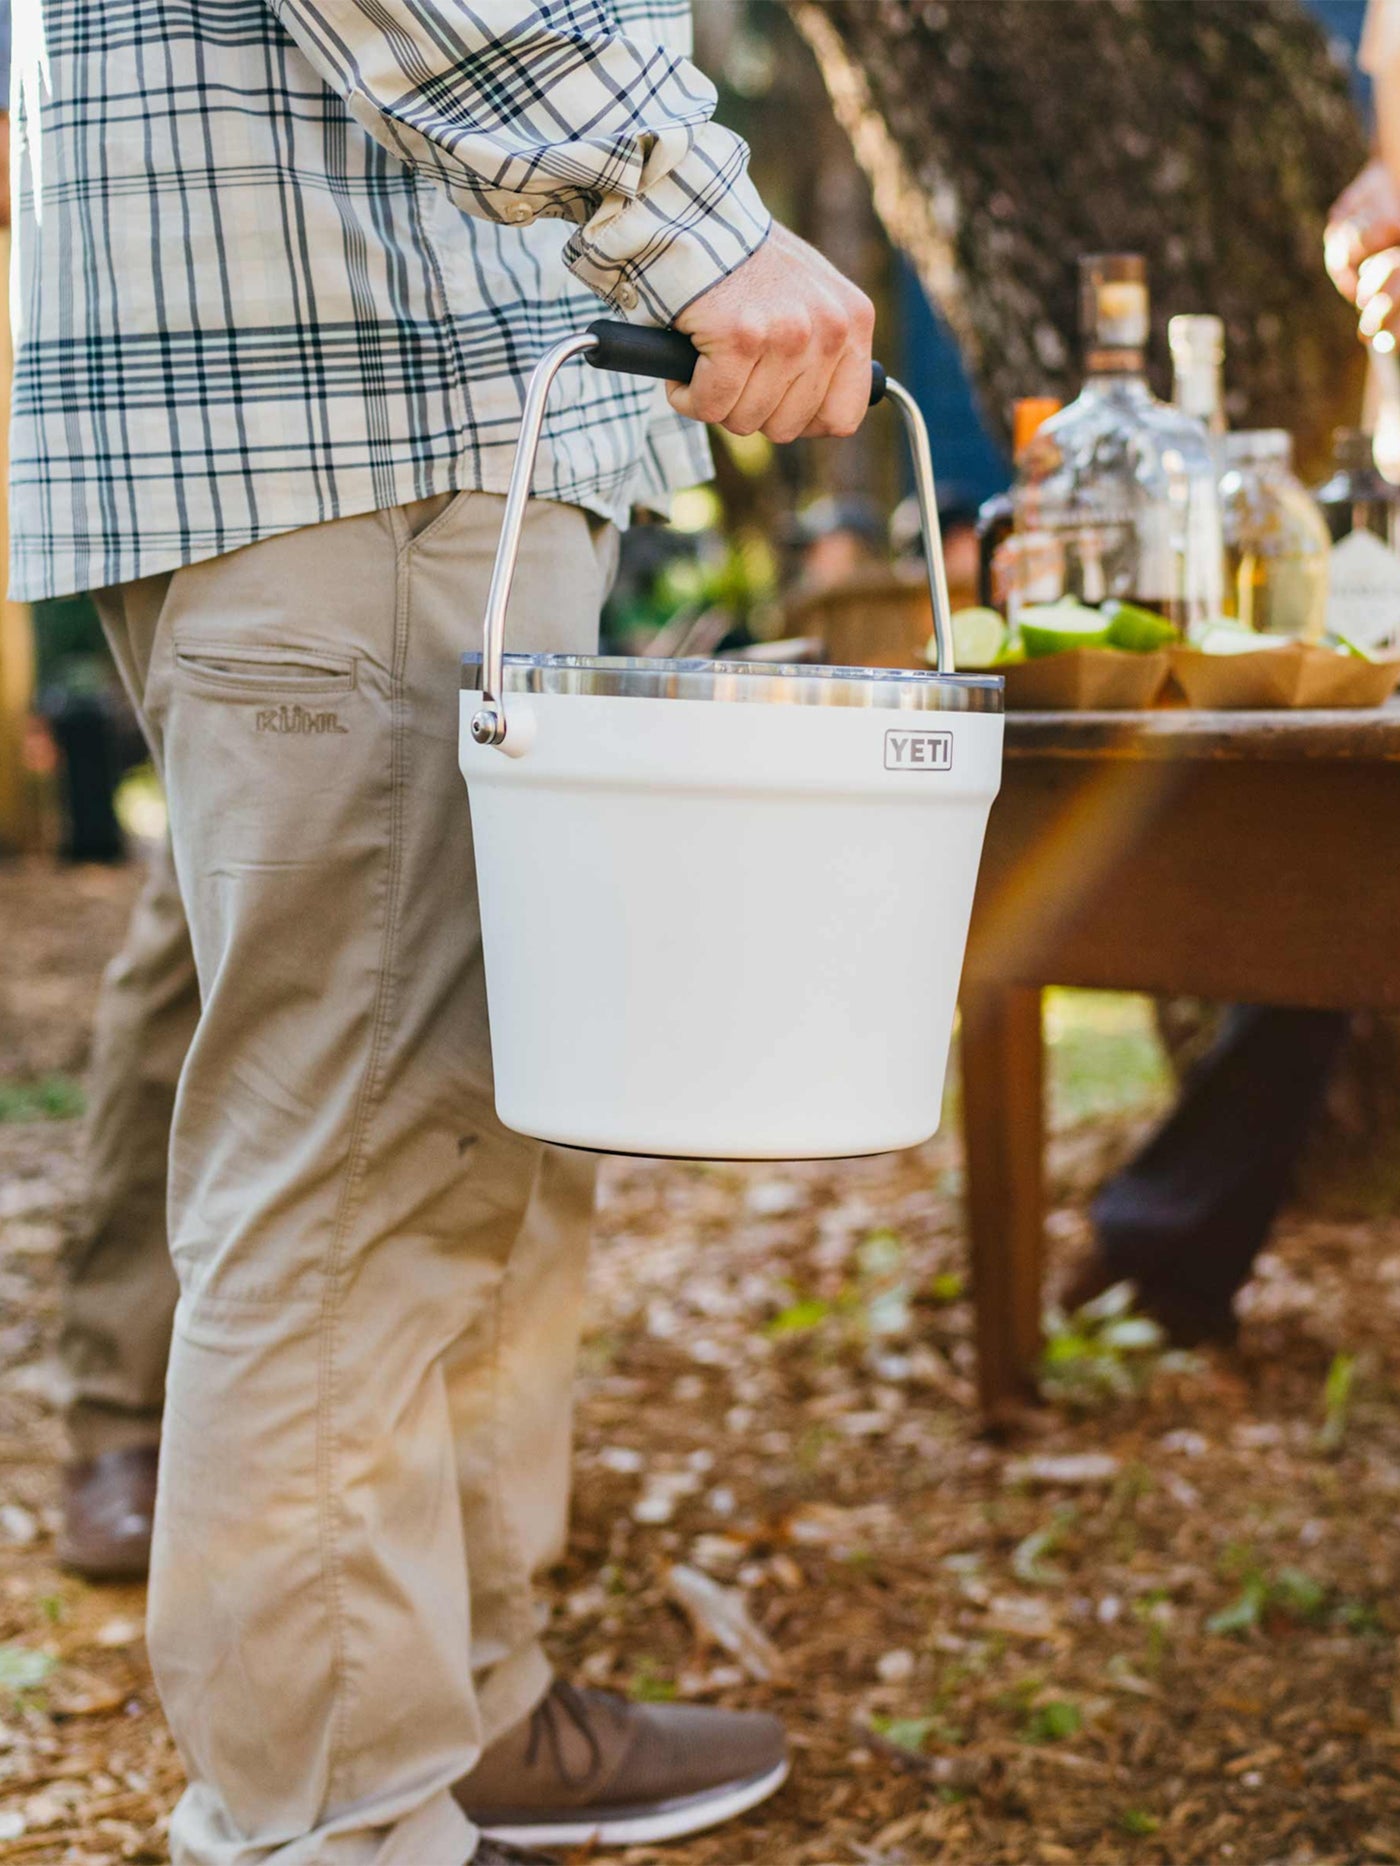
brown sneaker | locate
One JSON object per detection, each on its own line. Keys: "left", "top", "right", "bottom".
{"left": 58, "top": 1447, "right": 158, "bottom": 1581}
{"left": 457, "top": 1680, "right": 788, "bottom": 1848}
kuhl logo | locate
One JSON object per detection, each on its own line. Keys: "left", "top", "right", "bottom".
{"left": 884, "top": 728, "right": 953, "bottom": 772}
{"left": 256, "top": 704, "right": 349, "bottom": 735}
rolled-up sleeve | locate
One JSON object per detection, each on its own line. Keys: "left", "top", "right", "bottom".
{"left": 268, "top": 0, "right": 771, "bottom": 321}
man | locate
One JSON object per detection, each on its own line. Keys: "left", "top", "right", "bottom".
{"left": 11, "top": 3, "right": 875, "bottom": 1861}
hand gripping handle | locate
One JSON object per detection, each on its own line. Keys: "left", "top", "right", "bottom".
{"left": 583, "top": 319, "right": 888, "bottom": 406}
{"left": 469, "top": 326, "right": 953, "bottom": 751}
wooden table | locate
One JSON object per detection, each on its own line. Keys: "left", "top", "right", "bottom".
{"left": 959, "top": 706, "right": 1400, "bottom": 1426}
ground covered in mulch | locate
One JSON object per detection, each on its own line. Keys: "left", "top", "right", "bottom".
{"left": 2, "top": 857, "right": 1400, "bottom": 1865}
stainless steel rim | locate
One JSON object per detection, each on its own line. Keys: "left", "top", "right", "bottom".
{"left": 469, "top": 331, "right": 960, "bottom": 751}
{"left": 461, "top": 652, "right": 1002, "bottom": 713}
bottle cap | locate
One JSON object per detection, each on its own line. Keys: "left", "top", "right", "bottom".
{"left": 1079, "top": 254, "right": 1149, "bottom": 352}
{"left": 1168, "top": 314, "right": 1224, "bottom": 365}
{"left": 1011, "top": 397, "right": 1062, "bottom": 455}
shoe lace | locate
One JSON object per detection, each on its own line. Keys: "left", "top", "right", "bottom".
{"left": 523, "top": 1680, "right": 625, "bottom": 1790}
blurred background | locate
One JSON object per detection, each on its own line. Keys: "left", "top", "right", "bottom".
{"left": 0, "top": 0, "right": 1378, "bottom": 867}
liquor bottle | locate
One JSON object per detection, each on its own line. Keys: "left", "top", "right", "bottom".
{"left": 1218, "top": 431, "right": 1330, "bottom": 640}
{"left": 1169, "top": 315, "right": 1328, "bottom": 640}
{"left": 1314, "top": 427, "right": 1400, "bottom": 651}
{"left": 975, "top": 397, "right": 1061, "bottom": 607}
{"left": 1014, "top": 255, "right": 1223, "bottom": 632}
{"left": 1169, "top": 314, "right": 1226, "bottom": 440}
{"left": 1314, "top": 427, "right": 1400, "bottom": 545}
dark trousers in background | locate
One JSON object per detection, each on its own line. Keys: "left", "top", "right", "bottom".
{"left": 1092, "top": 1006, "right": 1350, "bottom": 1310}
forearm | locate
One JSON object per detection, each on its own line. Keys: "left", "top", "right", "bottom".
{"left": 1379, "top": 51, "right": 1400, "bottom": 191}
{"left": 268, "top": 0, "right": 769, "bottom": 318}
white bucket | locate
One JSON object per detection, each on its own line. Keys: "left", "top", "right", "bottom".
{"left": 459, "top": 325, "right": 1004, "bottom": 1159}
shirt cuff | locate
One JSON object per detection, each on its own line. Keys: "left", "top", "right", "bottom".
{"left": 564, "top": 122, "right": 772, "bottom": 325}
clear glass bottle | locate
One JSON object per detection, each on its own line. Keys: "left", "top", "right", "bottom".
{"left": 1169, "top": 313, "right": 1226, "bottom": 442}
{"left": 1219, "top": 431, "right": 1330, "bottom": 640}
{"left": 1313, "top": 426, "right": 1400, "bottom": 546}
{"left": 1014, "top": 255, "right": 1223, "bottom": 633}
{"left": 1313, "top": 428, "right": 1400, "bottom": 651}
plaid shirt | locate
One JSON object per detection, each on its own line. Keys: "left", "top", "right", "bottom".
{"left": 9, "top": 0, "right": 770, "bottom": 601}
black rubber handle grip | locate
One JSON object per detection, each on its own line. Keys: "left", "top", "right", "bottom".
{"left": 585, "top": 319, "right": 887, "bottom": 408}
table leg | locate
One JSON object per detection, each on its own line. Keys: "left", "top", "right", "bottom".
{"left": 959, "top": 982, "right": 1045, "bottom": 1428}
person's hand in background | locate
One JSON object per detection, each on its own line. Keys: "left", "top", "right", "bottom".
{"left": 1354, "top": 245, "right": 1400, "bottom": 349}
{"left": 670, "top": 224, "right": 875, "bottom": 445}
{"left": 1326, "top": 158, "right": 1400, "bottom": 304}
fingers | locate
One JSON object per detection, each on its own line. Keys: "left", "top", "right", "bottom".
{"left": 1327, "top": 162, "right": 1400, "bottom": 303}
{"left": 802, "top": 339, "right": 877, "bottom": 439}
{"left": 724, "top": 302, "right": 841, "bottom": 440}
{"left": 671, "top": 223, "right": 875, "bottom": 444}
{"left": 1358, "top": 248, "right": 1400, "bottom": 346}
{"left": 1325, "top": 218, "right": 1363, "bottom": 304}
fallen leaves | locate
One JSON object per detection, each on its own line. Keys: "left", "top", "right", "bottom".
{"left": 4, "top": 861, "right": 1400, "bottom": 1864}
{"left": 664, "top": 1564, "right": 786, "bottom": 1684}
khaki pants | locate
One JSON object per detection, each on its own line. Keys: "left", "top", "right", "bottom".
{"left": 63, "top": 834, "right": 187, "bottom": 1459}
{"left": 92, "top": 493, "right": 611, "bottom": 1866}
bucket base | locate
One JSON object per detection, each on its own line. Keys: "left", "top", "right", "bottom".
{"left": 497, "top": 1115, "right": 943, "bottom": 1164}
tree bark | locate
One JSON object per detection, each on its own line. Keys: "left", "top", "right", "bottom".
{"left": 791, "top": 0, "right": 1369, "bottom": 474}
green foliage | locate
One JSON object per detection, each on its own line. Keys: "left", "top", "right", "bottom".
{"left": 1011, "top": 1507, "right": 1077, "bottom": 1588}
{"left": 0, "top": 1074, "right": 86, "bottom": 1124}
{"left": 0, "top": 1645, "right": 56, "bottom": 1697}
{"left": 1039, "top": 1280, "right": 1168, "bottom": 1409}
{"left": 1206, "top": 1574, "right": 1270, "bottom": 1638}
{"left": 1023, "top": 1699, "right": 1083, "bottom": 1744}
{"left": 765, "top": 1297, "right": 831, "bottom": 1340}
{"left": 1121, "top": 1809, "right": 1161, "bottom": 1836}
{"left": 869, "top": 1713, "right": 939, "bottom": 1754}
{"left": 628, "top": 1658, "right": 677, "bottom": 1703}
{"left": 1318, "top": 1351, "right": 1357, "bottom": 1455}
{"left": 1044, "top": 990, "right": 1171, "bottom": 1130}
{"left": 1205, "top": 1557, "right": 1367, "bottom": 1639}
{"left": 764, "top": 1227, "right": 916, "bottom": 1348}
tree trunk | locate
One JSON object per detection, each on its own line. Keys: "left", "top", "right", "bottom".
{"left": 790, "top": 0, "right": 1368, "bottom": 474}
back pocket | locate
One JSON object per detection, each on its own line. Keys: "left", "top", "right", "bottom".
{"left": 173, "top": 641, "right": 356, "bottom": 702}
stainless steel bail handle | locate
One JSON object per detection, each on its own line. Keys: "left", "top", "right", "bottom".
{"left": 882, "top": 377, "right": 955, "bottom": 679}
{"left": 469, "top": 327, "right": 958, "bottom": 751}
{"left": 470, "top": 329, "right": 600, "bottom": 750}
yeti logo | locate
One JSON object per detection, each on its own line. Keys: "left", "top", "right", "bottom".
{"left": 884, "top": 729, "right": 953, "bottom": 772}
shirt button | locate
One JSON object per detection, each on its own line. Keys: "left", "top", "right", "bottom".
{"left": 506, "top": 202, "right": 534, "bottom": 225}
{"left": 615, "top": 283, "right": 638, "bottom": 311}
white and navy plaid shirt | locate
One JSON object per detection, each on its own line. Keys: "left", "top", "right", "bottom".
{"left": 9, "top": 0, "right": 770, "bottom": 601}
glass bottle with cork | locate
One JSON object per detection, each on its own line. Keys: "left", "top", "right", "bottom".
{"left": 1014, "top": 254, "right": 1222, "bottom": 633}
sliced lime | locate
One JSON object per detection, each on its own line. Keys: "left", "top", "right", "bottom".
{"left": 1019, "top": 601, "right": 1112, "bottom": 659}
{"left": 1102, "top": 600, "right": 1176, "bottom": 653}
{"left": 1334, "top": 633, "right": 1377, "bottom": 661}
{"left": 949, "top": 606, "right": 1008, "bottom": 668}
{"left": 1196, "top": 624, "right": 1289, "bottom": 656}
